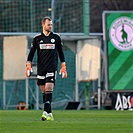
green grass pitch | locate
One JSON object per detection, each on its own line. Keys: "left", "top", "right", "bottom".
{"left": 0, "top": 110, "right": 133, "bottom": 133}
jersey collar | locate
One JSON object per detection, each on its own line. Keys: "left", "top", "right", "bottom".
{"left": 41, "top": 32, "right": 53, "bottom": 37}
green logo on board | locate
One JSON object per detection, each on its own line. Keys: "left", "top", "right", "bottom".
{"left": 109, "top": 17, "right": 133, "bottom": 51}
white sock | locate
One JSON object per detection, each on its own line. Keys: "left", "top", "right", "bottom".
{"left": 43, "top": 111, "right": 48, "bottom": 116}
{"left": 48, "top": 113, "right": 53, "bottom": 117}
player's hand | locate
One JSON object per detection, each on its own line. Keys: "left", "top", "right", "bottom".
{"left": 59, "top": 62, "right": 67, "bottom": 78}
{"left": 26, "top": 61, "right": 32, "bottom": 77}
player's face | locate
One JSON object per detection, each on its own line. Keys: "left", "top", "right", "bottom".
{"left": 42, "top": 19, "right": 52, "bottom": 32}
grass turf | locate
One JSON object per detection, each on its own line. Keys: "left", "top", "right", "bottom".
{"left": 0, "top": 110, "right": 133, "bottom": 133}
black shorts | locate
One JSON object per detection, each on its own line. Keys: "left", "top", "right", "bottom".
{"left": 37, "top": 71, "right": 57, "bottom": 86}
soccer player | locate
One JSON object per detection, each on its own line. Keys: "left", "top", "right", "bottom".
{"left": 26, "top": 16, "right": 67, "bottom": 121}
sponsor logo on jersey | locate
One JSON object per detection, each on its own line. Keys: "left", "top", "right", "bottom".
{"left": 39, "top": 44, "right": 55, "bottom": 49}
{"left": 46, "top": 72, "right": 54, "bottom": 78}
{"left": 109, "top": 17, "right": 133, "bottom": 51}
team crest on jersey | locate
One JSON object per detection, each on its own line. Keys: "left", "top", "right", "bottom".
{"left": 51, "top": 39, "right": 55, "bottom": 43}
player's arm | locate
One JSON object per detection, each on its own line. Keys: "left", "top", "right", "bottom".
{"left": 26, "top": 38, "right": 37, "bottom": 77}
{"left": 57, "top": 36, "right": 67, "bottom": 78}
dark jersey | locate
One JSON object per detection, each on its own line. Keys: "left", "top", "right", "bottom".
{"left": 27, "top": 32, "right": 65, "bottom": 75}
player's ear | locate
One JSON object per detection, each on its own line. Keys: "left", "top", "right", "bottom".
{"left": 42, "top": 21, "right": 45, "bottom": 27}
{"left": 42, "top": 22, "right": 44, "bottom": 27}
